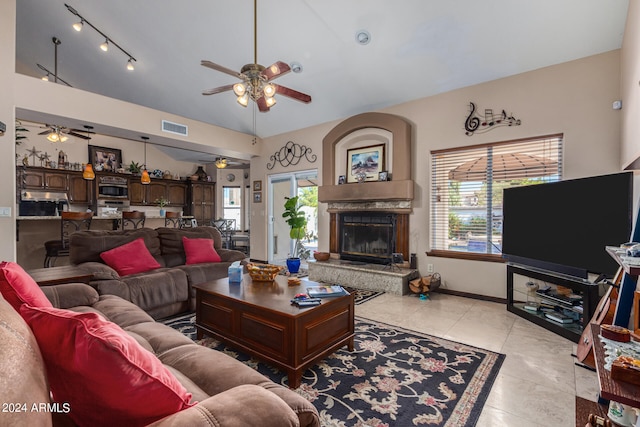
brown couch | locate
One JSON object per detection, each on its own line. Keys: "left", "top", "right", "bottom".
{"left": 0, "top": 281, "right": 320, "bottom": 426}
{"left": 67, "top": 226, "right": 247, "bottom": 319}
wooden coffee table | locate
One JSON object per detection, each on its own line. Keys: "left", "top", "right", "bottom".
{"left": 194, "top": 274, "right": 355, "bottom": 388}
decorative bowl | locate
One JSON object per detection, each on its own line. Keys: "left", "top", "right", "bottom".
{"left": 247, "top": 263, "right": 283, "bottom": 282}
{"left": 313, "top": 251, "right": 330, "bottom": 261}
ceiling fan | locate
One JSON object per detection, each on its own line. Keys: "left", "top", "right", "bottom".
{"left": 201, "top": 0, "right": 311, "bottom": 112}
{"left": 199, "top": 156, "right": 247, "bottom": 169}
{"left": 38, "top": 124, "right": 95, "bottom": 142}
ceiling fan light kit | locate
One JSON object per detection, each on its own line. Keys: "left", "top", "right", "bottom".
{"left": 201, "top": 0, "right": 311, "bottom": 112}
{"left": 215, "top": 157, "right": 228, "bottom": 169}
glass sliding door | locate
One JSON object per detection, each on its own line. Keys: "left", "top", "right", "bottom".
{"left": 268, "top": 170, "right": 318, "bottom": 265}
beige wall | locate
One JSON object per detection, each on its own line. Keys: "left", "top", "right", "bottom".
{"left": 0, "top": 1, "right": 17, "bottom": 262}
{"left": 621, "top": 0, "right": 640, "bottom": 169}
{"left": 254, "top": 50, "right": 623, "bottom": 298}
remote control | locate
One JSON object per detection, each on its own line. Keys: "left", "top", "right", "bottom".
{"left": 295, "top": 300, "right": 321, "bottom": 307}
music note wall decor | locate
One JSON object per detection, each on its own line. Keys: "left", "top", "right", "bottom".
{"left": 464, "top": 102, "right": 521, "bottom": 136}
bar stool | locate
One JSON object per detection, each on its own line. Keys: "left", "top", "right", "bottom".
{"left": 165, "top": 211, "right": 183, "bottom": 228}
{"left": 121, "top": 211, "right": 146, "bottom": 230}
{"left": 44, "top": 211, "right": 93, "bottom": 268}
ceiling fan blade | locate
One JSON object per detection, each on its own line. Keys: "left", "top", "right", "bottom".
{"left": 70, "top": 128, "right": 95, "bottom": 134}
{"left": 201, "top": 60, "right": 243, "bottom": 78}
{"left": 256, "top": 97, "right": 271, "bottom": 112}
{"left": 202, "top": 84, "right": 235, "bottom": 96}
{"left": 67, "top": 131, "right": 91, "bottom": 140}
{"left": 274, "top": 84, "right": 312, "bottom": 103}
{"left": 38, "top": 130, "right": 51, "bottom": 135}
{"left": 261, "top": 61, "right": 291, "bottom": 81}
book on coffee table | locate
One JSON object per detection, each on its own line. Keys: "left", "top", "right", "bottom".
{"left": 307, "top": 285, "right": 349, "bottom": 298}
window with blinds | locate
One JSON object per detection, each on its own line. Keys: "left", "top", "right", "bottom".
{"left": 430, "top": 134, "right": 563, "bottom": 257}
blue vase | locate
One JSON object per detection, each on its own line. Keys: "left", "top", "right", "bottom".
{"left": 286, "top": 258, "right": 301, "bottom": 274}
{"left": 159, "top": 209, "right": 166, "bottom": 217}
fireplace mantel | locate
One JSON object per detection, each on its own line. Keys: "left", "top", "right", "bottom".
{"left": 318, "top": 179, "right": 414, "bottom": 204}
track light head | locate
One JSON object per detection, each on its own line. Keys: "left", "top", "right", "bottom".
{"left": 126, "top": 59, "right": 135, "bottom": 71}
{"left": 73, "top": 20, "right": 83, "bottom": 31}
{"left": 100, "top": 39, "right": 109, "bottom": 52}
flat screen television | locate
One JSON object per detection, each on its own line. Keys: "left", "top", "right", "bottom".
{"left": 502, "top": 172, "right": 633, "bottom": 279}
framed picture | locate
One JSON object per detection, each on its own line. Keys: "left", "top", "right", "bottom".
{"left": 346, "top": 144, "right": 385, "bottom": 183}
{"left": 379, "top": 171, "right": 388, "bottom": 181}
{"left": 88, "top": 145, "right": 122, "bottom": 173}
{"left": 338, "top": 175, "right": 346, "bottom": 185}
{"left": 253, "top": 191, "right": 262, "bottom": 203}
{"left": 253, "top": 180, "right": 262, "bottom": 191}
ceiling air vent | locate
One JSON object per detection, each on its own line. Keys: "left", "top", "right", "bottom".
{"left": 161, "top": 120, "right": 188, "bottom": 136}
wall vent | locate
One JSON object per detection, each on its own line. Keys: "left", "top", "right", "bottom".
{"left": 161, "top": 120, "right": 188, "bottom": 136}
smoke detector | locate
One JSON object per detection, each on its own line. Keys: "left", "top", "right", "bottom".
{"left": 355, "top": 30, "right": 371, "bottom": 45}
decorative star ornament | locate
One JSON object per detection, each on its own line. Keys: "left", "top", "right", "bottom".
{"left": 26, "top": 146, "right": 41, "bottom": 165}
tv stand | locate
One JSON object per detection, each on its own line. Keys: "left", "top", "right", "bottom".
{"left": 506, "top": 264, "right": 599, "bottom": 342}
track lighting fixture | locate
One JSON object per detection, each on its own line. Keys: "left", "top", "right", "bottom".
{"left": 65, "top": 4, "right": 137, "bottom": 72}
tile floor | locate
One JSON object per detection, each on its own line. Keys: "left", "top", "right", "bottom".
{"left": 355, "top": 292, "right": 598, "bottom": 427}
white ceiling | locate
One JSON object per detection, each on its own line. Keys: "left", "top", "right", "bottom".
{"left": 15, "top": 0, "right": 629, "bottom": 161}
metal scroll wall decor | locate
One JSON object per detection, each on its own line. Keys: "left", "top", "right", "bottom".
{"left": 464, "top": 102, "right": 521, "bottom": 136}
{"left": 267, "top": 140, "right": 317, "bottom": 170}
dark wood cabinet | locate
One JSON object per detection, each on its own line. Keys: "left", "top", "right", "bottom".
{"left": 167, "top": 182, "right": 187, "bottom": 206}
{"left": 187, "top": 181, "right": 215, "bottom": 225}
{"left": 127, "top": 178, "right": 187, "bottom": 206}
{"left": 129, "top": 180, "right": 146, "bottom": 204}
{"left": 20, "top": 167, "right": 69, "bottom": 191}
{"left": 68, "top": 175, "right": 90, "bottom": 203}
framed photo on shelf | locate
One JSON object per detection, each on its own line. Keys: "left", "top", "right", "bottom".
{"left": 346, "top": 144, "right": 385, "bottom": 183}
{"left": 338, "top": 175, "right": 346, "bottom": 185}
{"left": 253, "top": 180, "right": 262, "bottom": 191}
{"left": 88, "top": 145, "right": 122, "bottom": 173}
{"left": 253, "top": 192, "right": 262, "bottom": 203}
{"left": 379, "top": 171, "right": 389, "bottom": 181}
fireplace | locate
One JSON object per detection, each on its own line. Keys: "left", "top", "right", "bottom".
{"left": 339, "top": 212, "right": 397, "bottom": 264}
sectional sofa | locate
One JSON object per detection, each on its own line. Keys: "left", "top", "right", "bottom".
{"left": 67, "top": 226, "right": 247, "bottom": 319}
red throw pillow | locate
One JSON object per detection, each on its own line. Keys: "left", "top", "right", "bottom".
{"left": 20, "top": 304, "right": 194, "bottom": 427}
{"left": 100, "top": 238, "right": 161, "bottom": 276}
{"left": 0, "top": 261, "right": 52, "bottom": 311}
{"left": 182, "top": 237, "right": 222, "bottom": 264}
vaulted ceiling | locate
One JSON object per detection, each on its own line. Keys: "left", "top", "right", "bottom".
{"left": 15, "top": 0, "right": 629, "bottom": 159}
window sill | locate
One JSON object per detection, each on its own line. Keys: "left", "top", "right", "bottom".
{"left": 426, "top": 250, "right": 506, "bottom": 263}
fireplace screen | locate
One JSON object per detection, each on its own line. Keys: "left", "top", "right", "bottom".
{"left": 340, "top": 212, "right": 396, "bottom": 263}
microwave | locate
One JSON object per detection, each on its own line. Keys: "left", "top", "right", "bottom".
{"left": 97, "top": 176, "right": 129, "bottom": 199}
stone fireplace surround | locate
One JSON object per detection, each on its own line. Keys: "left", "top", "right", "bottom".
{"left": 311, "top": 112, "right": 417, "bottom": 294}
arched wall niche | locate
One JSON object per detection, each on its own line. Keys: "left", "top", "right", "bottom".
{"left": 318, "top": 112, "right": 414, "bottom": 203}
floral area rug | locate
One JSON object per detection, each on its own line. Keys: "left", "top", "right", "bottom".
{"left": 163, "top": 314, "right": 504, "bottom": 427}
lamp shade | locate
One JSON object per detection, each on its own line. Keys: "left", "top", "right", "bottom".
{"left": 141, "top": 169, "right": 151, "bottom": 184}
{"left": 82, "top": 163, "right": 95, "bottom": 180}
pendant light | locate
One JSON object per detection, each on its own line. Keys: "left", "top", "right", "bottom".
{"left": 82, "top": 125, "right": 95, "bottom": 180}
{"left": 141, "top": 136, "right": 150, "bottom": 185}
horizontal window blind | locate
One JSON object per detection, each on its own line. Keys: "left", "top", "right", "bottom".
{"left": 431, "top": 135, "right": 563, "bottom": 255}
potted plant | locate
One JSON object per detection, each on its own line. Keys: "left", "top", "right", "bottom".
{"left": 155, "top": 197, "right": 169, "bottom": 217}
{"left": 282, "top": 196, "right": 309, "bottom": 274}
{"left": 128, "top": 161, "right": 142, "bottom": 175}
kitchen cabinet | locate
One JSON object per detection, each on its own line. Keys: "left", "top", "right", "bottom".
{"left": 167, "top": 182, "right": 187, "bottom": 206}
{"left": 128, "top": 177, "right": 187, "bottom": 206}
{"left": 68, "top": 174, "right": 90, "bottom": 204}
{"left": 20, "top": 167, "right": 69, "bottom": 191}
{"left": 187, "top": 181, "right": 215, "bottom": 225}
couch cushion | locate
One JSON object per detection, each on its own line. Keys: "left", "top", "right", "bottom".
{"left": 20, "top": 304, "right": 194, "bottom": 427}
{"left": 0, "top": 294, "right": 52, "bottom": 427}
{"left": 157, "top": 227, "right": 223, "bottom": 267}
{"left": 182, "top": 237, "right": 222, "bottom": 264}
{"left": 100, "top": 238, "right": 162, "bottom": 276}
{"left": 0, "top": 261, "right": 52, "bottom": 311}
{"left": 70, "top": 228, "right": 162, "bottom": 265}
